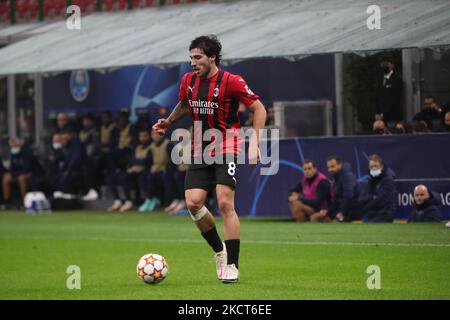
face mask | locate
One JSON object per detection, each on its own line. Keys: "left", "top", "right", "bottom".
{"left": 382, "top": 66, "right": 390, "bottom": 74}
{"left": 53, "top": 143, "right": 62, "bottom": 150}
{"left": 393, "top": 128, "right": 405, "bottom": 134}
{"left": 370, "top": 169, "right": 382, "bottom": 177}
{"left": 373, "top": 128, "right": 385, "bottom": 135}
{"left": 11, "top": 147, "right": 21, "bottom": 155}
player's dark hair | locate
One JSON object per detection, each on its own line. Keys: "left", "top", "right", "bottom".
{"left": 327, "top": 155, "right": 341, "bottom": 164}
{"left": 189, "top": 35, "right": 222, "bottom": 65}
{"left": 302, "top": 159, "right": 316, "bottom": 168}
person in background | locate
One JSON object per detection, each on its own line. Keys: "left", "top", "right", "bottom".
{"left": 413, "top": 96, "right": 444, "bottom": 131}
{"left": 164, "top": 132, "right": 189, "bottom": 215}
{"left": 392, "top": 121, "right": 411, "bottom": 134}
{"left": 50, "top": 132, "right": 86, "bottom": 199}
{"left": 325, "top": 155, "right": 360, "bottom": 222}
{"left": 412, "top": 120, "right": 432, "bottom": 133}
{"left": 111, "top": 109, "right": 138, "bottom": 172}
{"left": 288, "top": 159, "right": 332, "bottom": 222}
{"left": 138, "top": 130, "right": 173, "bottom": 212}
{"left": 54, "top": 112, "right": 76, "bottom": 135}
{"left": 372, "top": 120, "right": 391, "bottom": 135}
{"left": 98, "top": 111, "right": 119, "bottom": 183}
{"left": 358, "top": 154, "right": 397, "bottom": 222}
{"left": 2, "top": 138, "right": 45, "bottom": 208}
{"left": 443, "top": 111, "right": 450, "bottom": 132}
{"left": 408, "top": 185, "right": 442, "bottom": 222}
{"left": 106, "top": 128, "right": 152, "bottom": 213}
{"left": 375, "top": 56, "right": 403, "bottom": 124}
{"left": 79, "top": 113, "right": 100, "bottom": 201}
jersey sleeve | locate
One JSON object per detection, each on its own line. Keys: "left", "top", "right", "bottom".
{"left": 178, "top": 73, "right": 189, "bottom": 105}
{"left": 227, "top": 74, "right": 260, "bottom": 107}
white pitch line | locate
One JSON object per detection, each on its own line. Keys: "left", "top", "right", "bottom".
{"left": 1, "top": 235, "right": 450, "bottom": 248}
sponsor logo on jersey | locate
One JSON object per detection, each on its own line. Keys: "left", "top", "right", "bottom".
{"left": 188, "top": 99, "right": 219, "bottom": 109}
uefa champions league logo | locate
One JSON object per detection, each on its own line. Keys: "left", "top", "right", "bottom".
{"left": 70, "top": 70, "right": 90, "bottom": 102}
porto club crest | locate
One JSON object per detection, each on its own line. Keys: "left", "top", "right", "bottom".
{"left": 70, "top": 69, "right": 90, "bottom": 102}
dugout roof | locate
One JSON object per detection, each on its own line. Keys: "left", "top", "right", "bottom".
{"left": 0, "top": 0, "right": 450, "bottom": 75}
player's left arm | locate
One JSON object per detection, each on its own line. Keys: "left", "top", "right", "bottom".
{"left": 247, "top": 100, "right": 267, "bottom": 143}
{"left": 230, "top": 75, "right": 267, "bottom": 164}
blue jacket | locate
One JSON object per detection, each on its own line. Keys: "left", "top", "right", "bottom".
{"left": 408, "top": 191, "right": 442, "bottom": 222}
{"left": 9, "top": 146, "right": 44, "bottom": 176}
{"left": 359, "top": 167, "right": 397, "bottom": 222}
{"left": 328, "top": 162, "right": 361, "bottom": 219}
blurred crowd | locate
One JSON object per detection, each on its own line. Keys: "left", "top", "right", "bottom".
{"left": 0, "top": 109, "right": 189, "bottom": 215}
{"left": 372, "top": 57, "right": 450, "bottom": 135}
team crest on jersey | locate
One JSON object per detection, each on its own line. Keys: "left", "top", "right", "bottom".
{"left": 214, "top": 87, "right": 219, "bottom": 97}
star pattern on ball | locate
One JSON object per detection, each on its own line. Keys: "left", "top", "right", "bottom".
{"left": 137, "top": 253, "right": 168, "bottom": 285}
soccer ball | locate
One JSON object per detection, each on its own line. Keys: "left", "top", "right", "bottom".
{"left": 136, "top": 253, "right": 169, "bottom": 285}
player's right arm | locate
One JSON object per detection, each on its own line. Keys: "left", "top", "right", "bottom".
{"left": 152, "top": 100, "right": 189, "bottom": 136}
{"left": 153, "top": 74, "right": 191, "bottom": 136}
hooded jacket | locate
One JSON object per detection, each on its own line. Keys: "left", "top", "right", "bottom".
{"left": 408, "top": 191, "right": 442, "bottom": 222}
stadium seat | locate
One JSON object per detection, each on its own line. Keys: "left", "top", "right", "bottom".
{"left": 118, "top": 0, "right": 128, "bottom": 10}
{"left": 43, "top": 0, "right": 57, "bottom": 19}
{"left": 55, "top": 0, "right": 68, "bottom": 18}
{"left": 132, "top": 0, "right": 144, "bottom": 9}
{"left": 15, "top": 0, "right": 28, "bottom": 22}
{"left": 103, "top": 0, "right": 115, "bottom": 11}
{"left": 80, "top": 0, "right": 97, "bottom": 14}
{"left": 0, "top": 1, "right": 9, "bottom": 24}
{"left": 29, "top": 0, "right": 38, "bottom": 20}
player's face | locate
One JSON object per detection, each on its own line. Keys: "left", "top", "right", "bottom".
{"left": 303, "top": 163, "right": 317, "bottom": 179}
{"left": 326, "top": 159, "right": 341, "bottom": 177}
{"left": 414, "top": 188, "right": 429, "bottom": 205}
{"left": 189, "top": 48, "right": 215, "bottom": 78}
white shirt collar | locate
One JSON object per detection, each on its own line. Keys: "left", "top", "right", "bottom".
{"left": 384, "top": 70, "right": 394, "bottom": 80}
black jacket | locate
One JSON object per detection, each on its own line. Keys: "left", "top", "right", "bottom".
{"left": 328, "top": 162, "right": 361, "bottom": 219}
{"left": 408, "top": 191, "right": 442, "bottom": 222}
{"left": 376, "top": 71, "right": 403, "bottom": 122}
{"left": 359, "top": 167, "right": 397, "bottom": 222}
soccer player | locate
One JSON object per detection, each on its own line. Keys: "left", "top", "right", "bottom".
{"left": 152, "top": 35, "right": 267, "bottom": 283}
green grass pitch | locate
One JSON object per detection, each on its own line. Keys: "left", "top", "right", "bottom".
{"left": 0, "top": 211, "right": 449, "bottom": 300}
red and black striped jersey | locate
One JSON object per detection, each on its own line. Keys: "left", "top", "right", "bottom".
{"left": 178, "top": 69, "right": 259, "bottom": 159}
